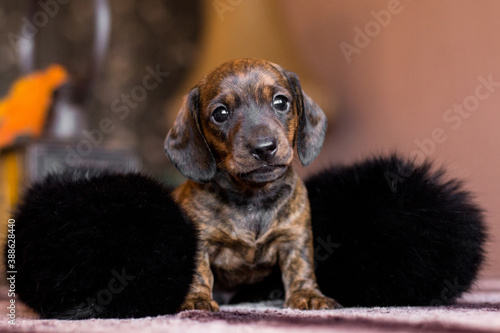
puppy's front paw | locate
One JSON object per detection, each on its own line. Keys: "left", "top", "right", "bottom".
{"left": 284, "top": 290, "right": 341, "bottom": 310}
{"left": 180, "top": 294, "right": 220, "bottom": 312}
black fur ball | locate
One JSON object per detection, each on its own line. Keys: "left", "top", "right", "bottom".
{"left": 10, "top": 170, "right": 197, "bottom": 319}
{"left": 307, "top": 155, "right": 487, "bottom": 307}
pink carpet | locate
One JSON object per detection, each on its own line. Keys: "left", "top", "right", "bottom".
{"left": 1, "top": 278, "right": 499, "bottom": 333}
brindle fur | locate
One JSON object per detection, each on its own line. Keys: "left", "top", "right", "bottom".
{"left": 165, "top": 58, "right": 340, "bottom": 311}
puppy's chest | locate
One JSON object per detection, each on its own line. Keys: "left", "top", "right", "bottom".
{"left": 175, "top": 178, "right": 305, "bottom": 277}
{"left": 207, "top": 207, "right": 281, "bottom": 267}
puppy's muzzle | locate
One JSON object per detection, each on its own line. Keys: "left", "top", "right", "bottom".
{"left": 250, "top": 137, "right": 278, "bottom": 162}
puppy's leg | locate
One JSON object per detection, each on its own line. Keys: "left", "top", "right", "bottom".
{"left": 180, "top": 251, "right": 220, "bottom": 312}
{"left": 279, "top": 227, "right": 341, "bottom": 310}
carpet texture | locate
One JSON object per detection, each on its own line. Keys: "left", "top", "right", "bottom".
{"left": 1, "top": 278, "right": 499, "bottom": 333}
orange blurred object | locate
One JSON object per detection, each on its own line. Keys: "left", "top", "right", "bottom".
{"left": 0, "top": 64, "right": 68, "bottom": 149}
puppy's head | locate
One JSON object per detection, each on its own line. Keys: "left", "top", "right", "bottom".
{"left": 165, "top": 58, "right": 327, "bottom": 184}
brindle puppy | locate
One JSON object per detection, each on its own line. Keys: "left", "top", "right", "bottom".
{"left": 165, "top": 58, "right": 340, "bottom": 311}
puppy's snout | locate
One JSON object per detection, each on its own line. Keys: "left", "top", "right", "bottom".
{"left": 251, "top": 137, "right": 278, "bottom": 162}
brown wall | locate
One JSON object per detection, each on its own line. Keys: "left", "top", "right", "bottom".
{"left": 2, "top": 1, "right": 497, "bottom": 277}
{"left": 280, "top": 0, "right": 500, "bottom": 277}
{"left": 180, "top": 0, "right": 500, "bottom": 277}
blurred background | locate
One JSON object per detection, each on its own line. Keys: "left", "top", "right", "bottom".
{"left": 0, "top": 0, "right": 498, "bottom": 277}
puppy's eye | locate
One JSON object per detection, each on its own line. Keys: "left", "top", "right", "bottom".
{"left": 272, "top": 95, "right": 290, "bottom": 112}
{"left": 212, "top": 106, "right": 230, "bottom": 123}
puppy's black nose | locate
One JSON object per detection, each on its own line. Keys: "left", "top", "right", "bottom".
{"left": 251, "top": 137, "right": 278, "bottom": 161}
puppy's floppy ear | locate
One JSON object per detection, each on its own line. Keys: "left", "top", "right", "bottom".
{"left": 286, "top": 71, "right": 327, "bottom": 166}
{"left": 164, "top": 87, "right": 216, "bottom": 183}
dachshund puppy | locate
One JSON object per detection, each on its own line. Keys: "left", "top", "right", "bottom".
{"left": 165, "top": 58, "right": 340, "bottom": 311}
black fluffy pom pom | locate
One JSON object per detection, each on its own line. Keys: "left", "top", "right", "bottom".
{"left": 10, "top": 170, "right": 197, "bottom": 319}
{"left": 307, "top": 155, "right": 487, "bottom": 307}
